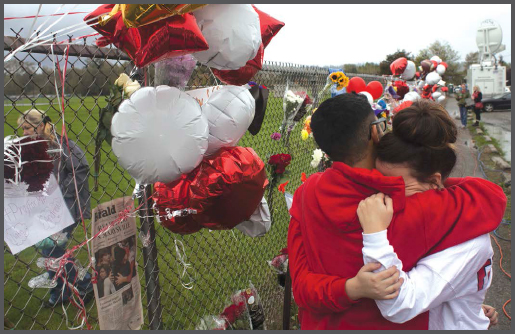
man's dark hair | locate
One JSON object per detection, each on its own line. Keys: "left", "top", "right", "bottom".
{"left": 311, "top": 93, "right": 375, "bottom": 164}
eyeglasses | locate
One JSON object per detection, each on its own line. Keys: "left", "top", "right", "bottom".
{"left": 369, "top": 117, "right": 387, "bottom": 140}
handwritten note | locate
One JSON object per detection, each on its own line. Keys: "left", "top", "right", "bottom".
{"left": 4, "top": 174, "right": 75, "bottom": 254}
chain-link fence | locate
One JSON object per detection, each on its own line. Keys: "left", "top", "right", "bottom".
{"left": 4, "top": 34, "right": 387, "bottom": 330}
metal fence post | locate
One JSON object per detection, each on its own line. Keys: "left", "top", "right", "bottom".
{"left": 138, "top": 185, "right": 163, "bottom": 330}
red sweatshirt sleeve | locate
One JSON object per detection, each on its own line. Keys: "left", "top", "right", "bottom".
{"left": 288, "top": 215, "right": 359, "bottom": 313}
{"left": 423, "top": 177, "right": 506, "bottom": 255}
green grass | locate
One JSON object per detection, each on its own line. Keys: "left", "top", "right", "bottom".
{"left": 4, "top": 94, "right": 319, "bottom": 329}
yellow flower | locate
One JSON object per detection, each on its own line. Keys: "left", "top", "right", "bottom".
{"left": 301, "top": 129, "right": 309, "bottom": 141}
{"left": 330, "top": 73, "right": 339, "bottom": 83}
{"left": 338, "top": 74, "right": 349, "bottom": 88}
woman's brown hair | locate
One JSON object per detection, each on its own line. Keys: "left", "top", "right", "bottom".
{"left": 377, "top": 99, "right": 457, "bottom": 185}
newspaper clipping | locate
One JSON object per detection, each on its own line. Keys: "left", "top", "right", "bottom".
{"left": 91, "top": 197, "right": 143, "bottom": 330}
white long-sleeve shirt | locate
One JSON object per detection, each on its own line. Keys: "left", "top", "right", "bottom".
{"left": 362, "top": 230, "right": 493, "bottom": 330}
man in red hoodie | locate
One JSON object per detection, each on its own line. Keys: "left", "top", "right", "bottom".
{"left": 288, "top": 93, "right": 506, "bottom": 329}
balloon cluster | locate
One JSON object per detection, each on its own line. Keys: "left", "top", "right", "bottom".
{"left": 86, "top": 4, "right": 284, "bottom": 85}
{"left": 346, "top": 77, "right": 385, "bottom": 110}
{"left": 387, "top": 55, "right": 449, "bottom": 113}
{"left": 110, "top": 84, "right": 269, "bottom": 235}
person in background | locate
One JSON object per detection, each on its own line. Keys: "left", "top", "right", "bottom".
{"left": 17, "top": 109, "right": 93, "bottom": 308}
{"left": 455, "top": 83, "right": 469, "bottom": 129}
{"left": 472, "top": 85, "right": 483, "bottom": 126}
{"left": 356, "top": 101, "right": 503, "bottom": 329}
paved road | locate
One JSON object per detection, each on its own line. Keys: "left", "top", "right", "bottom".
{"left": 445, "top": 98, "right": 511, "bottom": 331}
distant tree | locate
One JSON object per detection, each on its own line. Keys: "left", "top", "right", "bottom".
{"left": 343, "top": 64, "right": 358, "bottom": 73}
{"left": 462, "top": 51, "right": 479, "bottom": 72}
{"left": 356, "top": 62, "right": 381, "bottom": 75}
{"left": 415, "top": 40, "right": 461, "bottom": 84}
{"left": 379, "top": 49, "right": 413, "bottom": 75}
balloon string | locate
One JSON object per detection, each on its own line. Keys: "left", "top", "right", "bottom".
{"left": 174, "top": 239, "right": 195, "bottom": 290}
{"left": 5, "top": 11, "right": 90, "bottom": 20}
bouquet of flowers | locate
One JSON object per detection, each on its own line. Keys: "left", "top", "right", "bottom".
{"left": 310, "top": 148, "right": 332, "bottom": 170}
{"left": 94, "top": 73, "right": 141, "bottom": 190}
{"left": 4, "top": 136, "right": 54, "bottom": 192}
{"left": 195, "top": 282, "right": 265, "bottom": 330}
{"left": 329, "top": 71, "right": 349, "bottom": 97}
{"left": 280, "top": 83, "right": 307, "bottom": 143}
{"left": 268, "top": 248, "right": 288, "bottom": 287}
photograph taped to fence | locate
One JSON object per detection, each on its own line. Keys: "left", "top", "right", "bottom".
{"left": 4, "top": 174, "right": 75, "bottom": 254}
{"left": 90, "top": 197, "right": 143, "bottom": 330}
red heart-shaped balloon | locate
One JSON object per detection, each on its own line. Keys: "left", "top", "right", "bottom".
{"left": 365, "top": 81, "right": 383, "bottom": 100}
{"left": 390, "top": 57, "right": 408, "bottom": 76}
{"left": 347, "top": 77, "right": 367, "bottom": 94}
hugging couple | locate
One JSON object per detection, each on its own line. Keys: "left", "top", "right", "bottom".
{"left": 288, "top": 93, "right": 506, "bottom": 330}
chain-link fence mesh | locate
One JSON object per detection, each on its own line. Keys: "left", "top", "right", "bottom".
{"left": 4, "top": 34, "right": 387, "bottom": 330}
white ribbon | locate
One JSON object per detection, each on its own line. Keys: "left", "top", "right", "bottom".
{"left": 174, "top": 239, "right": 195, "bottom": 290}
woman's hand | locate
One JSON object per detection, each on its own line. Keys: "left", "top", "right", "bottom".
{"left": 346, "top": 263, "right": 404, "bottom": 300}
{"left": 482, "top": 304, "right": 499, "bottom": 328}
{"left": 357, "top": 193, "right": 394, "bottom": 234}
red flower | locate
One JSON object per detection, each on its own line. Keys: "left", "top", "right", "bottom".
{"left": 278, "top": 181, "right": 289, "bottom": 193}
{"left": 301, "top": 172, "right": 307, "bottom": 183}
{"left": 268, "top": 154, "right": 291, "bottom": 174}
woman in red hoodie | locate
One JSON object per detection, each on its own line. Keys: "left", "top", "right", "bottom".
{"left": 287, "top": 93, "right": 506, "bottom": 329}
{"left": 356, "top": 100, "right": 501, "bottom": 329}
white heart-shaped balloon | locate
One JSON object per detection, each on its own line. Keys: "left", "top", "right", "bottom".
{"left": 111, "top": 86, "right": 209, "bottom": 184}
{"left": 432, "top": 92, "right": 442, "bottom": 99}
{"left": 359, "top": 91, "right": 374, "bottom": 105}
{"left": 436, "top": 64, "right": 446, "bottom": 76}
{"left": 402, "top": 91, "right": 421, "bottom": 102}
{"left": 425, "top": 72, "right": 442, "bottom": 85}
{"left": 400, "top": 61, "right": 416, "bottom": 80}
{"left": 202, "top": 85, "right": 255, "bottom": 156}
{"left": 430, "top": 56, "right": 442, "bottom": 64}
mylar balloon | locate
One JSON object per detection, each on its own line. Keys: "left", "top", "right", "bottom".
{"left": 154, "top": 54, "right": 197, "bottom": 89}
{"left": 402, "top": 91, "right": 421, "bottom": 103}
{"left": 430, "top": 56, "right": 442, "bottom": 64}
{"left": 420, "top": 59, "right": 433, "bottom": 74}
{"left": 210, "top": 44, "right": 263, "bottom": 85}
{"left": 111, "top": 86, "right": 208, "bottom": 184}
{"left": 365, "top": 81, "right": 383, "bottom": 100}
{"left": 400, "top": 61, "right": 416, "bottom": 80}
{"left": 437, "top": 95, "right": 446, "bottom": 103}
{"left": 234, "top": 197, "right": 271, "bottom": 237}
{"left": 390, "top": 57, "right": 408, "bottom": 76}
{"left": 252, "top": 5, "right": 285, "bottom": 48}
{"left": 85, "top": 6, "right": 209, "bottom": 67}
{"left": 153, "top": 146, "right": 268, "bottom": 234}
{"left": 359, "top": 91, "right": 373, "bottom": 105}
{"left": 346, "top": 77, "right": 367, "bottom": 94}
{"left": 393, "top": 80, "right": 410, "bottom": 100}
{"left": 193, "top": 4, "right": 262, "bottom": 70}
{"left": 202, "top": 86, "right": 256, "bottom": 156}
{"left": 425, "top": 72, "right": 442, "bottom": 85}
{"left": 430, "top": 60, "right": 438, "bottom": 70}
{"left": 432, "top": 91, "right": 442, "bottom": 99}
{"left": 109, "top": 4, "right": 208, "bottom": 28}
{"left": 436, "top": 64, "right": 446, "bottom": 76}
{"left": 211, "top": 6, "right": 284, "bottom": 85}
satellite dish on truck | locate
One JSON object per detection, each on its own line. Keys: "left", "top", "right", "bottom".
{"left": 476, "top": 19, "right": 506, "bottom": 64}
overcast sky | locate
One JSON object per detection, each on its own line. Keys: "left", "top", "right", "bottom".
{"left": 4, "top": 4, "right": 512, "bottom": 66}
